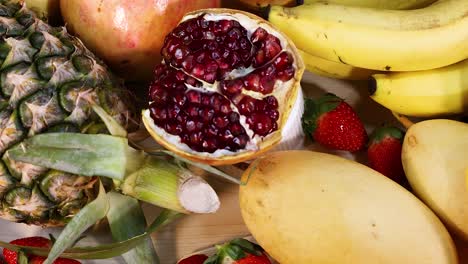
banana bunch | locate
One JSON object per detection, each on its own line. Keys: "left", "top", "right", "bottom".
{"left": 270, "top": 0, "right": 468, "bottom": 117}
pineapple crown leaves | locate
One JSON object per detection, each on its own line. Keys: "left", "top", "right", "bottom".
{"left": 369, "top": 126, "right": 404, "bottom": 145}
{"left": 204, "top": 238, "right": 264, "bottom": 264}
{"left": 302, "top": 93, "right": 343, "bottom": 138}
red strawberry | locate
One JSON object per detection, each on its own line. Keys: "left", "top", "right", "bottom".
{"left": 235, "top": 253, "right": 271, "bottom": 264}
{"left": 203, "top": 238, "right": 271, "bottom": 264}
{"left": 3, "top": 237, "right": 50, "bottom": 264}
{"left": 367, "top": 126, "right": 406, "bottom": 183}
{"left": 178, "top": 254, "right": 209, "bottom": 264}
{"left": 2, "top": 237, "right": 81, "bottom": 264}
{"left": 302, "top": 93, "right": 368, "bottom": 152}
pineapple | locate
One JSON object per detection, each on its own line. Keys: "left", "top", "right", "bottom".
{"left": 0, "top": 1, "right": 132, "bottom": 226}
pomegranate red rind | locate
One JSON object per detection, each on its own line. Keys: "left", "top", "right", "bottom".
{"left": 143, "top": 9, "right": 304, "bottom": 165}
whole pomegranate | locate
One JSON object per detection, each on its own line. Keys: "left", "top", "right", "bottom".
{"left": 142, "top": 9, "right": 305, "bottom": 165}
{"left": 60, "top": 0, "right": 220, "bottom": 81}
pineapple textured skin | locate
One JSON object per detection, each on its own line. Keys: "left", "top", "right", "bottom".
{"left": 0, "top": 0, "right": 132, "bottom": 226}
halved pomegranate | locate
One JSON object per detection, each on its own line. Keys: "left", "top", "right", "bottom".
{"left": 142, "top": 9, "right": 305, "bottom": 165}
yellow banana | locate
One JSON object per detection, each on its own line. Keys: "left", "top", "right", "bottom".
{"left": 268, "top": 0, "right": 468, "bottom": 71}
{"left": 303, "top": 0, "right": 437, "bottom": 10}
{"left": 369, "top": 59, "right": 468, "bottom": 117}
{"left": 299, "top": 50, "right": 377, "bottom": 80}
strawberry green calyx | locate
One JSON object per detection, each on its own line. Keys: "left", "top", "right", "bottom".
{"left": 369, "top": 126, "right": 404, "bottom": 145}
{"left": 302, "top": 93, "right": 342, "bottom": 137}
{"left": 204, "top": 239, "right": 264, "bottom": 264}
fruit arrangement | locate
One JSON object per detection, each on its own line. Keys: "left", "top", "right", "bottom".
{"left": 0, "top": 0, "right": 466, "bottom": 263}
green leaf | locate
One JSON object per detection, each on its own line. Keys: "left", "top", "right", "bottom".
{"left": 203, "top": 254, "right": 219, "bottom": 264}
{"left": 230, "top": 238, "right": 259, "bottom": 255}
{"left": 147, "top": 209, "right": 183, "bottom": 233}
{"left": 43, "top": 181, "right": 109, "bottom": 264}
{"left": 92, "top": 104, "right": 127, "bottom": 138}
{"left": 0, "top": 209, "right": 182, "bottom": 260}
{"left": 107, "top": 192, "right": 160, "bottom": 264}
{"left": 224, "top": 244, "right": 246, "bottom": 261}
{"left": 370, "top": 126, "right": 404, "bottom": 144}
{"left": 18, "top": 251, "right": 28, "bottom": 264}
{"left": 5, "top": 133, "right": 137, "bottom": 180}
{"left": 302, "top": 94, "right": 342, "bottom": 138}
{"left": 301, "top": 98, "right": 317, "bottom": 137}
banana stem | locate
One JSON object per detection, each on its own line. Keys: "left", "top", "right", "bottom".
{"left": 392, "top": 112, "right": 415, "bottom": 130}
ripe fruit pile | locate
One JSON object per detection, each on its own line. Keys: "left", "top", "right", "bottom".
{"left": 143, "top": 9, "right": 304, "bottom": 165}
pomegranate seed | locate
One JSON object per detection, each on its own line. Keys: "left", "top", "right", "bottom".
{"left": 186, "top": 76, "right": 201, "bottom": 87}
{"left": 231, "top": 134, "right": 249, "bottom": 149}
{"left": 204, "top": 72, "right": 217, "bottom": 83}
{"left": 278, "top": 66, "right": 295, "bottom": 81}
{"left": 213, "top": 115, "right": 229, "bottom": 129}
{"left": 186, "top": 90, "right": 201, "bottom": 104}
{"left": 172, "top": 93, "right": 187, "bottom": 107}
{"left": 166, "top": 122, "right": 183, "bottom": 135}
{"left": 255, "top": 100, "right": 268, "bottom": 112}
{"left": 220, "top": 102, "right": 231, "bottom": 114}
{"left": 195, "top": 51, "right": 207, "bottom": 63}
{"left": 191, "top": 30, "right": 203, "bottom": 40}
{"left": 150, "top": 106, "right": 167, "bottom": 121}
{"left": 182, "top": 55, "right": 194, "bottom": 70}
{"left": 201, "top": 94, "right": 211, "bottom": 106}
{"left": 238, "top": 96, "right": 256, "bottom": 115}
{"left": 192, "top": 64, "right": 205, "bottom": 78}
{"left": 175, "top": 71, "right": 186, "bottom": 81}
{"left": 273, "top": 52, "right": 292, "bottom": 69}
{"left": 205, "top": 125, "right": 219, "bottom": 137}
{"left": 167, "top": 104, "right": 181, "bottom": 119}
{"left": 267, "top": 109, "right": 280, "bottom": 121}
{"left": 149, "top": 85, "right": 168, "bottom": 103}
{"left": 243, "top": 74, "right": 260, "bottom": 91}
{"left": 211, "top": 50, "right": 221, "bottom": 60}
{"left": 265, "top": 96, "right": 278, "bottom": 108}
{"left": 210, "top": 94, "right": 225, "bottom": 111}
{"left": 219, "top": 20, "right": 233, "bottom": 32}
{"left": 219, "top": 129, "right": 234, "bottom": 142}
{"left": 190, "top": 132, "right": 203, "bottom": 145}
{"left": 228, "top": 28, "right": 242, "bottom": 40}
{"left": 174, "top": 47, "right": 189, "bottom": 64}
{"left": 250, "top": 113, "right": 273, "bottom": 136}
{"left": 254, "top": 51, "right": 265, "bottom": 67}
{"left": 272, "top": 122, "right": 278, "bottom": 131}
{"left": 200, "top": 107, "right": 215, "bottom": 122}
{"left": 265, "top": 35, "right": 282, "bottom": 58}
{"left": 187, "top": 105, "right": 199, "bottom": 117}
{"left": 229, "top": 52, "right": 241, "bottom": 66}
{"left": 230, "top": 123, "right": 244, "bottom": 136}
{"left": 251, "top": 28, "right": 268, "bottom": 43}
{"left": 260, "top": 76, "right": 275, "bottom": 94}
{"left": 228, "top": 112, "right": 240, "bottom": 123}
{"left": 176, "top": 112, "right": 187, "bottom": 123}
{"left": 221, "top": 80, "right": 244, "bottom": 96}
{"left": 202, "top": 138, "right": 218, "bottom": 153}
